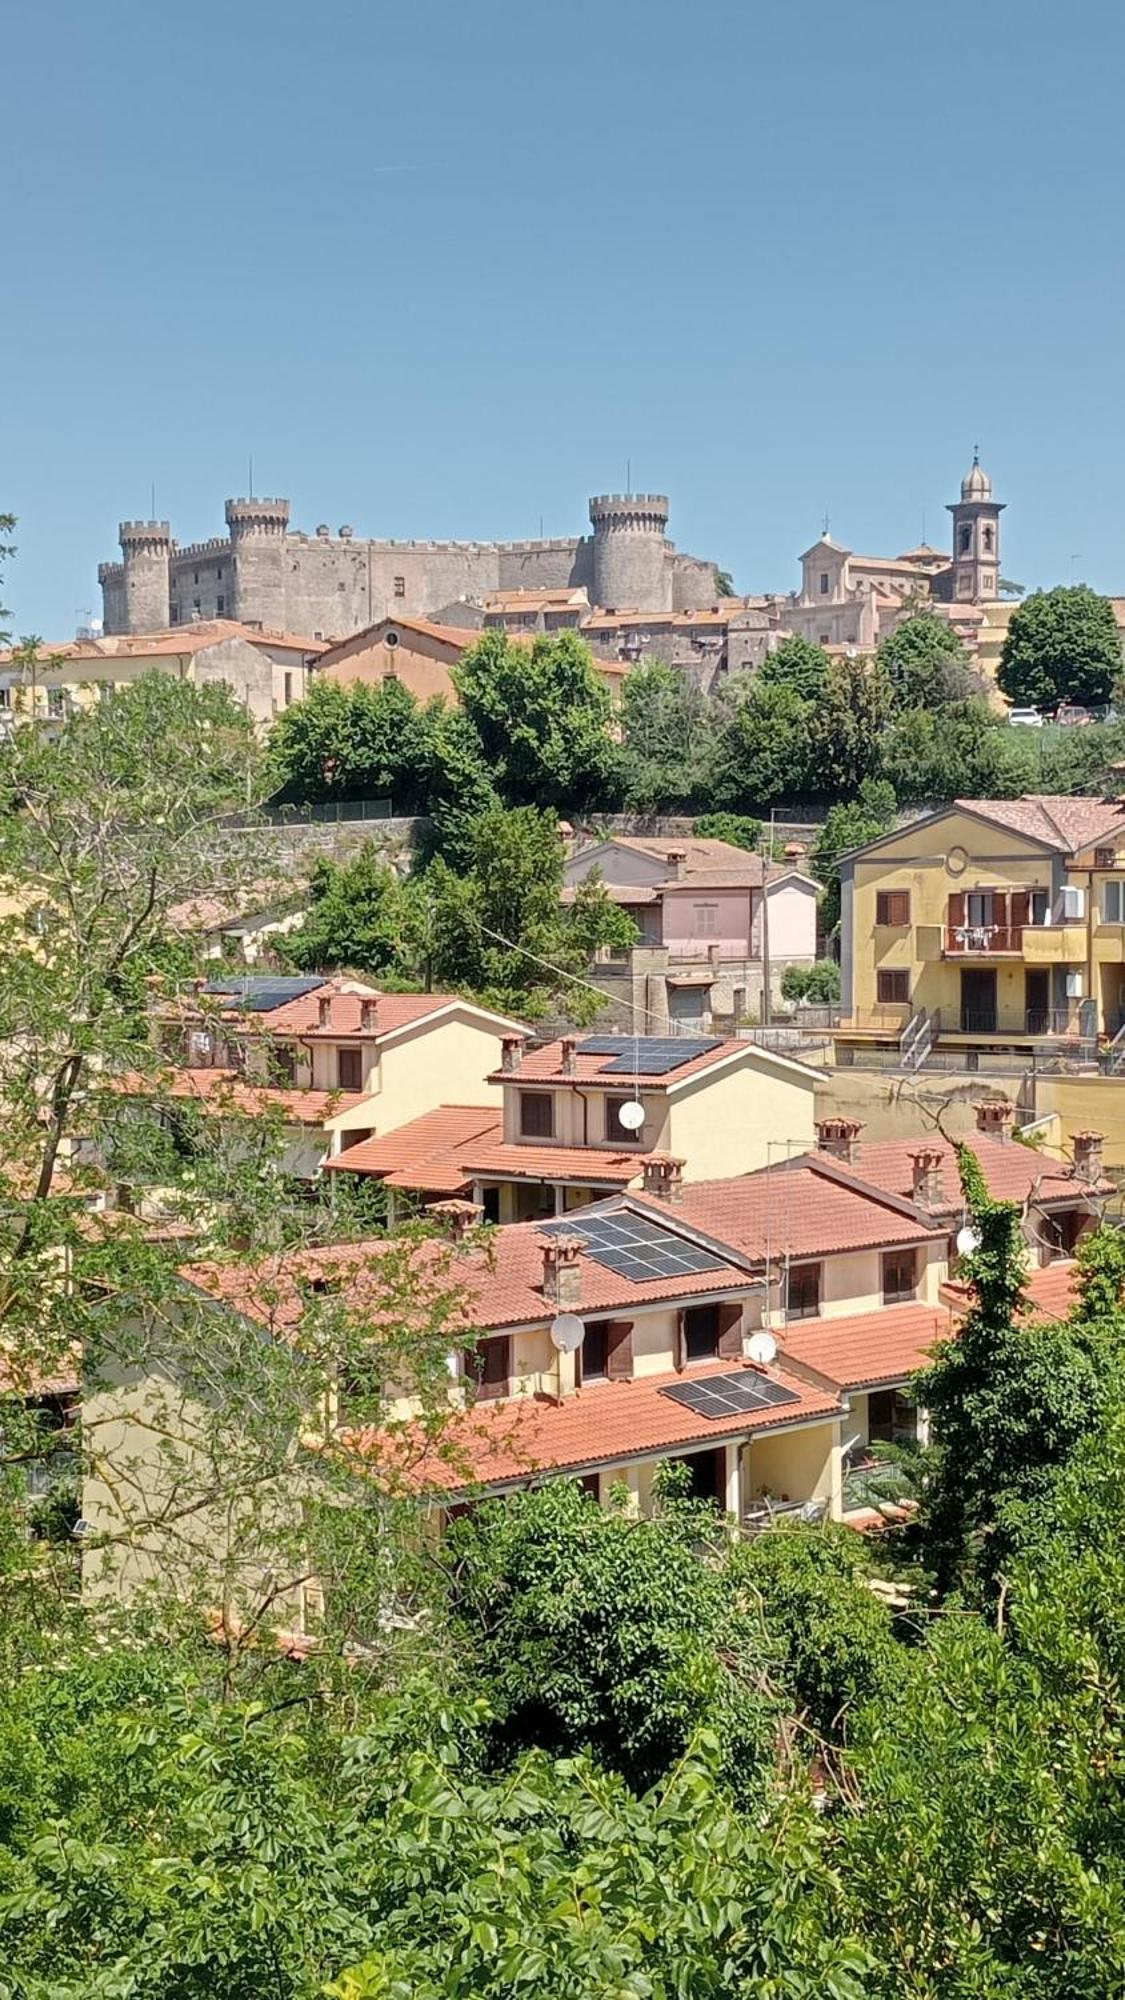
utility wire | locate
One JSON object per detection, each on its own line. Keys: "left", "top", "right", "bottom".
{"left": 475, "top": 921, "right": 697, "bottom": 1035}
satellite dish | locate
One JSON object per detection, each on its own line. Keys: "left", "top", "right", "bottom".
{"left": 617, "top": 1099, "right": 645, "bottom": 1132}
{"left": 956, "top": 1224, "right": 981, "bottom": 1257}
{"left": 550, "top": 1312, "right": 585, "bottom": 1354}
{"left": 747, "top": 1330, "right": 777, "bottom": 1368}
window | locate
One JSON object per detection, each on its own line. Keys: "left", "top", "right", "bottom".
{"left": 269, "top": 1046, "right": 298, "bottom": 1086}
{"left": 875, "top": 889, "right": 910, "bottom": 926}
{"left": 692, "top": 902, "right": 718, "bottom": 936}
{"left": 1104, "top": 880, "right": 1125, "bottom": 924}
{"left": 982, "top": 524, "right": 994, "bottom": 553}
{"left": 284, "top": 671, "right": 293, "bottom": 706}
{"left": 519, "top": 1090, "right": 554, "bottom": 1138}
{"left": 958, "top": 524, "right": 972, "bottom": 555}
{"left": 683, "top": 1303, "right": 721, "bottom": 1360}
{"left": 393, "top": 575, "right": 406, "bottom": 598}
{"left": 867, "top": 1388, "right": 915, "bottom": 1445}
{"left": 819, "top": 571, "right": 829, "bottom": 594}
{"left": 580, "top": 1321, "right": 610, "bottom": 1381}
{"left": 47, "top": 687, "right": 65, "bottom": 717}
{"left": 463, "top": 1335, "right": 511, "bottom": 1401}
{"left": 882, "top": 1248, "right": 916, "bottom": 1304}
{"left": 337, "top": 1047, "right": 363, "bottom": 1091}
{"left": 966, "top": 890, "right": 994, "bottom": 926}
{"left": 0, "top": 687, "right": 9, "bottom": 709}
{"left": 877, "top": 969, "right": 910, "bottom": 1003}
{"left": 1096, "top": 847, "right": 1116, "bottom": 870}
{"left": 1030, "top": 888, "right": 1050, "bottom": 925}
{"left": 170, "top": 606, "right": 179, "bottom": 624}
{"left": 192, "top": 597, "right": 201, "bottom": 615}
{"left": 193, "top": 570, "right": 199, "bottom": 584}
{"left": 786, "top": 1263, "right": 822, "bottom": 1321}
{"left": 216, "top": 595, "right": 225, "bottom": 614}
{"left": 605, "top": 1095, "right": 644, "bottom": 1143}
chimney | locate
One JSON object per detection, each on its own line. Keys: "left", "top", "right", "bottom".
{"left": 1073, "top": 1130, "right": 1105, "bottom": 1185}
{"left": 430, "top": 1198, "right": 484, "bottom": 1241}
{"left": 540, "top": 1234, "right": 583, "bottom": 1310}
{"left": 641, "top": 1152, "right": 686, "bottom": 1203}
{"left": 501, "top": 1034, "right": 526, "bottom": 1073}
{"left": 359, "top": 997, "right": 378, "bottom": 1034}
{"left": 974, "top": 1098, "right": 1013, "bottom": 1140}
{"left": 560, "top": 1035, "right": 578, "bottom": 1076}
{"left": 317, "top": 994, "right": 332, "bottom": 1029}
{"left": 665, "top": 845, "right": 688, "bottom": 880}
{"left": 815, "top": 1117, "right": 864, "bottom": 1165}
{"left": 910, "top": 1147, "right": 945, "bottom": 1211}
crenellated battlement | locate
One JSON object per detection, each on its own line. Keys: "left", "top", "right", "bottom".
{"left": 224, "top": 498, "right": 291, "bottom": 537}
{"left": 98, "top": 561, "right": 124, "bottom": 583}
{"left": 119, "top": 519, "right": 172, "bottom": 550}
{"left": 172, "top": 537, "right": 229, "bottom": 563}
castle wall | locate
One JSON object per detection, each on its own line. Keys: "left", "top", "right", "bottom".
{"left": 169, "top": 547, "right": 230, "bottom": 625}
{"left": 671, "top": 553, "right": 719, "bottom": 611}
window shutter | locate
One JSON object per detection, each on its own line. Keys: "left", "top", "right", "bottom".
{"left": 673, "top": 1310, "right": 686, "bottom": 1372}
{"left": 1010, "top": 890, "right": 1030, "bottom": 927}
{"left": 717, "top": 1302, "right": 743, "bottom": 1358}
{"left": 606, "top": 1320, "right": 633, "bottom": 1381}
{"left": 948, "top": 891, "right": 966, "bottom": 927}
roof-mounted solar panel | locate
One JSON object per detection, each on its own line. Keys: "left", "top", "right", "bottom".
{"left": 660, "top": 1372, "right": 798, "bottom": 1419}
{"left": 576, "top": 1035, "right": 723, "bottom": 1076}
{"left": 539, "top": 1211, "right": 726, "bottom": 1282}
{"left": 203, "top": 975, "right": 324, "bottom": 1013}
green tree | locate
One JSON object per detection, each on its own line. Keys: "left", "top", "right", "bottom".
{"left": 0, "top": 509, "right": 14, "bottom": 644}
{"left": 423, "top": 704, "right": 501, "bottom": 870}
{"left": 810, "top": 777, "right": 897, "bottom": 935}
{"left": 780, "top": 960, "right": 841, "bottom": 1005}
{"left": 998, "top": 584, "right": 1121, "bottom": 712}
{"left": 878, "top": 611, "right": 979, "bottom": 708}
{"left": 708, "top": 677, "right": 812, "bottom": 808}
{"left": 804, "top": 656, "right": 893, "bottom": 800}
{"left": 882, "top": 698, "right": 1039, "bottom": 803}
{"left": 618, "top": 657, "right": 714, "bottom": 811}
{"left": 269, "top": 676, "right": 439, "bottom": 808}
{"left": 739, "top": 1522, "right": 899, "bottom": 1736}
{"left": 453, "top": 629, "right": 622, "bottom": 811}
{"left": 280, "top": 844, "right": 412, "bottom": 977}
{"left": 758, "top": 634, "right": 832, "bottom": 702}
{"left": 694, "top": 810, "right": 762, "bottom": 850}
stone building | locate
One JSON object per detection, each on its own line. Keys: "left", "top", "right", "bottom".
{"left": 98, "top": 491, "right": 723, "bottom": 640}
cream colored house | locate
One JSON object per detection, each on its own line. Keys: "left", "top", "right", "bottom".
{"left": 0, "top": 621, "right": 325, "bottom": 731}
{"left": 313, "top": 614, "right": 627, "bottom": 704}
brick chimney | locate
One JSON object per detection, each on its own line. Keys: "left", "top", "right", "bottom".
{"left": 501, "top": 1034, "right": 526, "bottom": 1073}
{"left": 815, "top": 1117, "right": 864, "bottom": 1165}
{"left": 560, "top": 1036, "right": 578, "bottom": 1076}
{"left": 910, "top": 1147, "right": 945, "bottom": 1211}
{"left": 540, "top": 1234, "right": 583, "bottom": 1310}
{"left": 975, "top": 1098, "right": 1012, "bottom": 1141}
{"left": 359, "top": 997, "right": 379, "bottom": 1034}
{"left": 317, "top": 994, "right": 332, "bottom": 1029}
{"left": 429, "top": 1198, "right": 484, "bottom": 1241}
{"left": 665, "top": 845, "right": 688, "bottom": 880}
{"left": 1073, "top": 1130, "right": 1105, "bottom": 1185}
{"left": 641, "top": 1152, "right": 686, "bottom": 1203}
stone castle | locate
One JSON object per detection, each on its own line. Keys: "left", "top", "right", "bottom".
{"left": 98, "top": 492, "right": 722, "bottom": 639}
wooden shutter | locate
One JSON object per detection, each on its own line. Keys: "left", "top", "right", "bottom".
{"left": 1010, "top": 889, "right": 1030, "bottom": 927}
{"left": 606, "top": 1320, "right": 633, "bottom": 1382}
{"left": 717, "top": 1302, "right": 743, "bottom": 1358}
{"left": 673, "top": 1310, "right": 686, "bottom": 1372}
{"left": 948, "top": 891, "right": 966, "bottom": 927}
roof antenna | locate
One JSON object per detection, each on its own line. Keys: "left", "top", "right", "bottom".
{"left": 626, "top": 457, "right": 631, "bottom": 491}
{"left": 248, "top": 453, "right": 254, "bottom": 499}
{"left": 150, "top": 481, "right": 156, "bottom": 521}
{"left": 822, "top": 509, "right": 830, "bottom": 537}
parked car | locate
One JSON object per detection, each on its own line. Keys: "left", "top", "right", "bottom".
{"left": 1007, "top": 706, "right": 1043, "bottom": 728}
{"left": 1054, "top": 702, "right": 1094, "bottom": 727}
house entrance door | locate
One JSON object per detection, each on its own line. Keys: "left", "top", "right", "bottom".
{"left": 1025, "top": 969, "right": 1050, "bottom": 1034}
{"left": 960, "top": 967, "right": 997, "bottom": 1033}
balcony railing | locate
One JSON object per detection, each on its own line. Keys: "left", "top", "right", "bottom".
{"left": 945, "top": 924, "right": 1024, "bottom": 955}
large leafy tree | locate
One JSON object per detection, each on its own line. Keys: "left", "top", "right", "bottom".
{"left": 707, "top": 676, "right": 812, "bottom": 807}
{"left": 618, "top": 657, "right": 714, "bottom": 811}
{"left": 998, "top": 584, "right": 1121, "bottom": 712}
{"left": 882, "top": 697, "right": 1039, "bottom": 803}
{"left": 453, "top": 629, "right": 622, "bottom": 811}
{"left": 758, "top": 633, "right": 832, "bottom": 702}
{"left": 804, "top": 656, "right": 893, "bottom": 800}
{"left": 810, "top": 777, "right": 897, "bottom": 934}
{"left": 269, "top": 676, "right": 440, "bottom": 809}
{"left": 878, "top": 610, "right": 979, "bottom": 708}
{"left": 281, "top": 842, "right": 412, "bottom": 977}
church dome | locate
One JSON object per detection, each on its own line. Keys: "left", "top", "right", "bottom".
{"left": 961, "top": 452, "right": 992, "bottom": 501}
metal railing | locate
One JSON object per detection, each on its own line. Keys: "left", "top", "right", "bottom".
{"left": 219, "top": 797, "right": 395, "bottom": 828}
{"left": 945, "top": 924, "right": 1024, "bottom": 954}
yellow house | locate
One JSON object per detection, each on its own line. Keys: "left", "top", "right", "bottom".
{"left": 838, "top": 794, "right": 1125, "bottom": 1057}
{"left": 0, "top": 621, "right": 325, "bottom": 731}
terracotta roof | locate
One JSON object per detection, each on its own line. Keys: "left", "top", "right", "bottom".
{"left": 780, "top": 1303, "right": 951, "bottom": 1391}
{"left": 559, "top": 882, "right": 659, "bottom": 906}
{"left": 951, "top": 795, "right": 1125, "bottom": 854}
{"left": 119, "top": 1068, "right": 366, "bottom": 1125}
{"left": 0, "top": 621, "right": 326, "bottom": 665}
{"left": 634, "top": 1167, "right": 933, "bottom": 1262}
{"left": 828, "top": 1135, "right": 1110, "bottom": 1214}
{"left": 183, "top": 1211, "right": 759, "bottom": 1338}
{"left": 609, "top": 834, "right": 765, "bottom": 872}
{"left": 941, "top": 1256, "right": 1081, "bottom": 1321}
{"left": 461, "top": 1140, "right": 644, "bottom": 1187}
{"left": 482, "top": 589, "right": 589, "bottom": 612}
{"left": 491, "top": 1036, "right": 748, "bottom": 1090}
{"left": 322, "top": 1106, "right": 502, "bottom": 1192}
{"left": 260, "top": 986, "right": 456, "bottom": 1038}
{"left": 348, "top": 1358, "right": 842, "bottom": 1492}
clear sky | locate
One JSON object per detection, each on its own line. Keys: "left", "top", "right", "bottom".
{"left": 5, "top": 0, "right": 1124, "bottom": 636}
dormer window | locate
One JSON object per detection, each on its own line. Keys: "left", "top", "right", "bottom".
{"left": 605, "top": 1095, "right": 645, "bottom": 1143}
{"left": 519, "top": 1091, "right": 554, "bottom": 1139}
{"left": 337, "top": 1047, "right": 363, "bottom": 1091}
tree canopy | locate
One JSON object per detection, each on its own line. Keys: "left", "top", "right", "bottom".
{"left": 998, "top": 584, "right": 1121, "bottom": 712}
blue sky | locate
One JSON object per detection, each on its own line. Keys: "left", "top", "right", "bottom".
{"left": 5, "top": 0, "right": 1124, "bottom": 635}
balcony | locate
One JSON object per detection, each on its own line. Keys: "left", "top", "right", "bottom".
{"left": 1021, "top": 925, "right": 1088, "bottom": 964}
{"left": 944, "top": 924, "right": 1024, "bottom": 956}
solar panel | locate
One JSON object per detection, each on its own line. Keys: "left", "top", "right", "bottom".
{"left": 540, "top": 1211, "right": 726, "bottom": 1284}
{"left": 660, "top": 1371, "right": 799, "bottom": 1419}
{"left": 203, "top": 976, "right": 324, "bottom": 1014}
{"left": 576, "top": 1035, "right": 723, "bottom": 1077}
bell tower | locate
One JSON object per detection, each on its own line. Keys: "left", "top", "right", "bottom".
{"left": 947, "top": 450, "right": 1004, "bottom": 602}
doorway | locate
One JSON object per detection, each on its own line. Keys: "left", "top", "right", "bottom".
{"left": 960, "top": 967, "right": 997, "bottom": 1033}
{"left": 1025, "top": 969, "right": 1050, "bottom": 1035}
{"left": 669, "top": 1446, "right": 726, "bottom": 1505}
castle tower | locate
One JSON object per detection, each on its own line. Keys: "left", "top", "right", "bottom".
{"left": 224, "top": 497, "right": 291, "bottom": 629}
{"left": 119, "top": 520, "right": 171, "bottom": 632}
{"left": 589, "top": 493, "right": 671, "bottom": 611}
{"left": 947, "top": 452, "right": 1004, "bottom": 602}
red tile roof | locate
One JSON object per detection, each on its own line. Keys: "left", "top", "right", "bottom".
{"left": 118, "top": 1068, "right": 367, "bottom": 1125}
{"left": 461, "top": 1140, "right": 644, "bottom": 1187}
{"left": 491, "top": 1037, "right": 748, "bottom": 1089}
{"left": 348, "top": 1358, "right": 842, "bottom": 1492}
{"left": 951, "top": 795, "right": 1125, "bottom": 854}
{"left": 941, "top": 1256, "right": 1081, "bottom": 1321}
{"left": 826, "top": 1135, "right": 1108, "bottom": 1213}
{"left": 780, "top": 1303, "right": 952, "bottom": 1391}
{"left": 322, "top": 1105, "right": 502, "bottom": 1192}
{"left": 260, "top": 986, "right": 458, "bottom": 1038}
{"left": 634, "top": 1167, "right": 933, "bottom": 1261}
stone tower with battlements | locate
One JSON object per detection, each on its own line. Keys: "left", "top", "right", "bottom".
{"left": 589, "top": 494, "right": 672, "bottom": 612}
{"left": 98, "top": 489, "right": 719, "bottom": 638}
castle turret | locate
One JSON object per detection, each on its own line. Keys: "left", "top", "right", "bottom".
{"left": 589, "top": 493, "right": 671, "bottom": 611}
{"left": 224, "top": 497, "right": 291, "bottom": 628}
{"left": 119, "top": 520, "right": 171, "bottom": 633}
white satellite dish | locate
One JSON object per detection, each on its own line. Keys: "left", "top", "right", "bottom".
{"left": 956, "top": 1224, "right": 981, "bottom": 1257}
{"left": 747, "top": 1330, "right": 777, "bottom": 1368}
{"left": 550, "top": 1312, "right": 586, "bottom": 1354}
{"left": 617, "top": 1099, "right": 645, "bottom": 1132}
